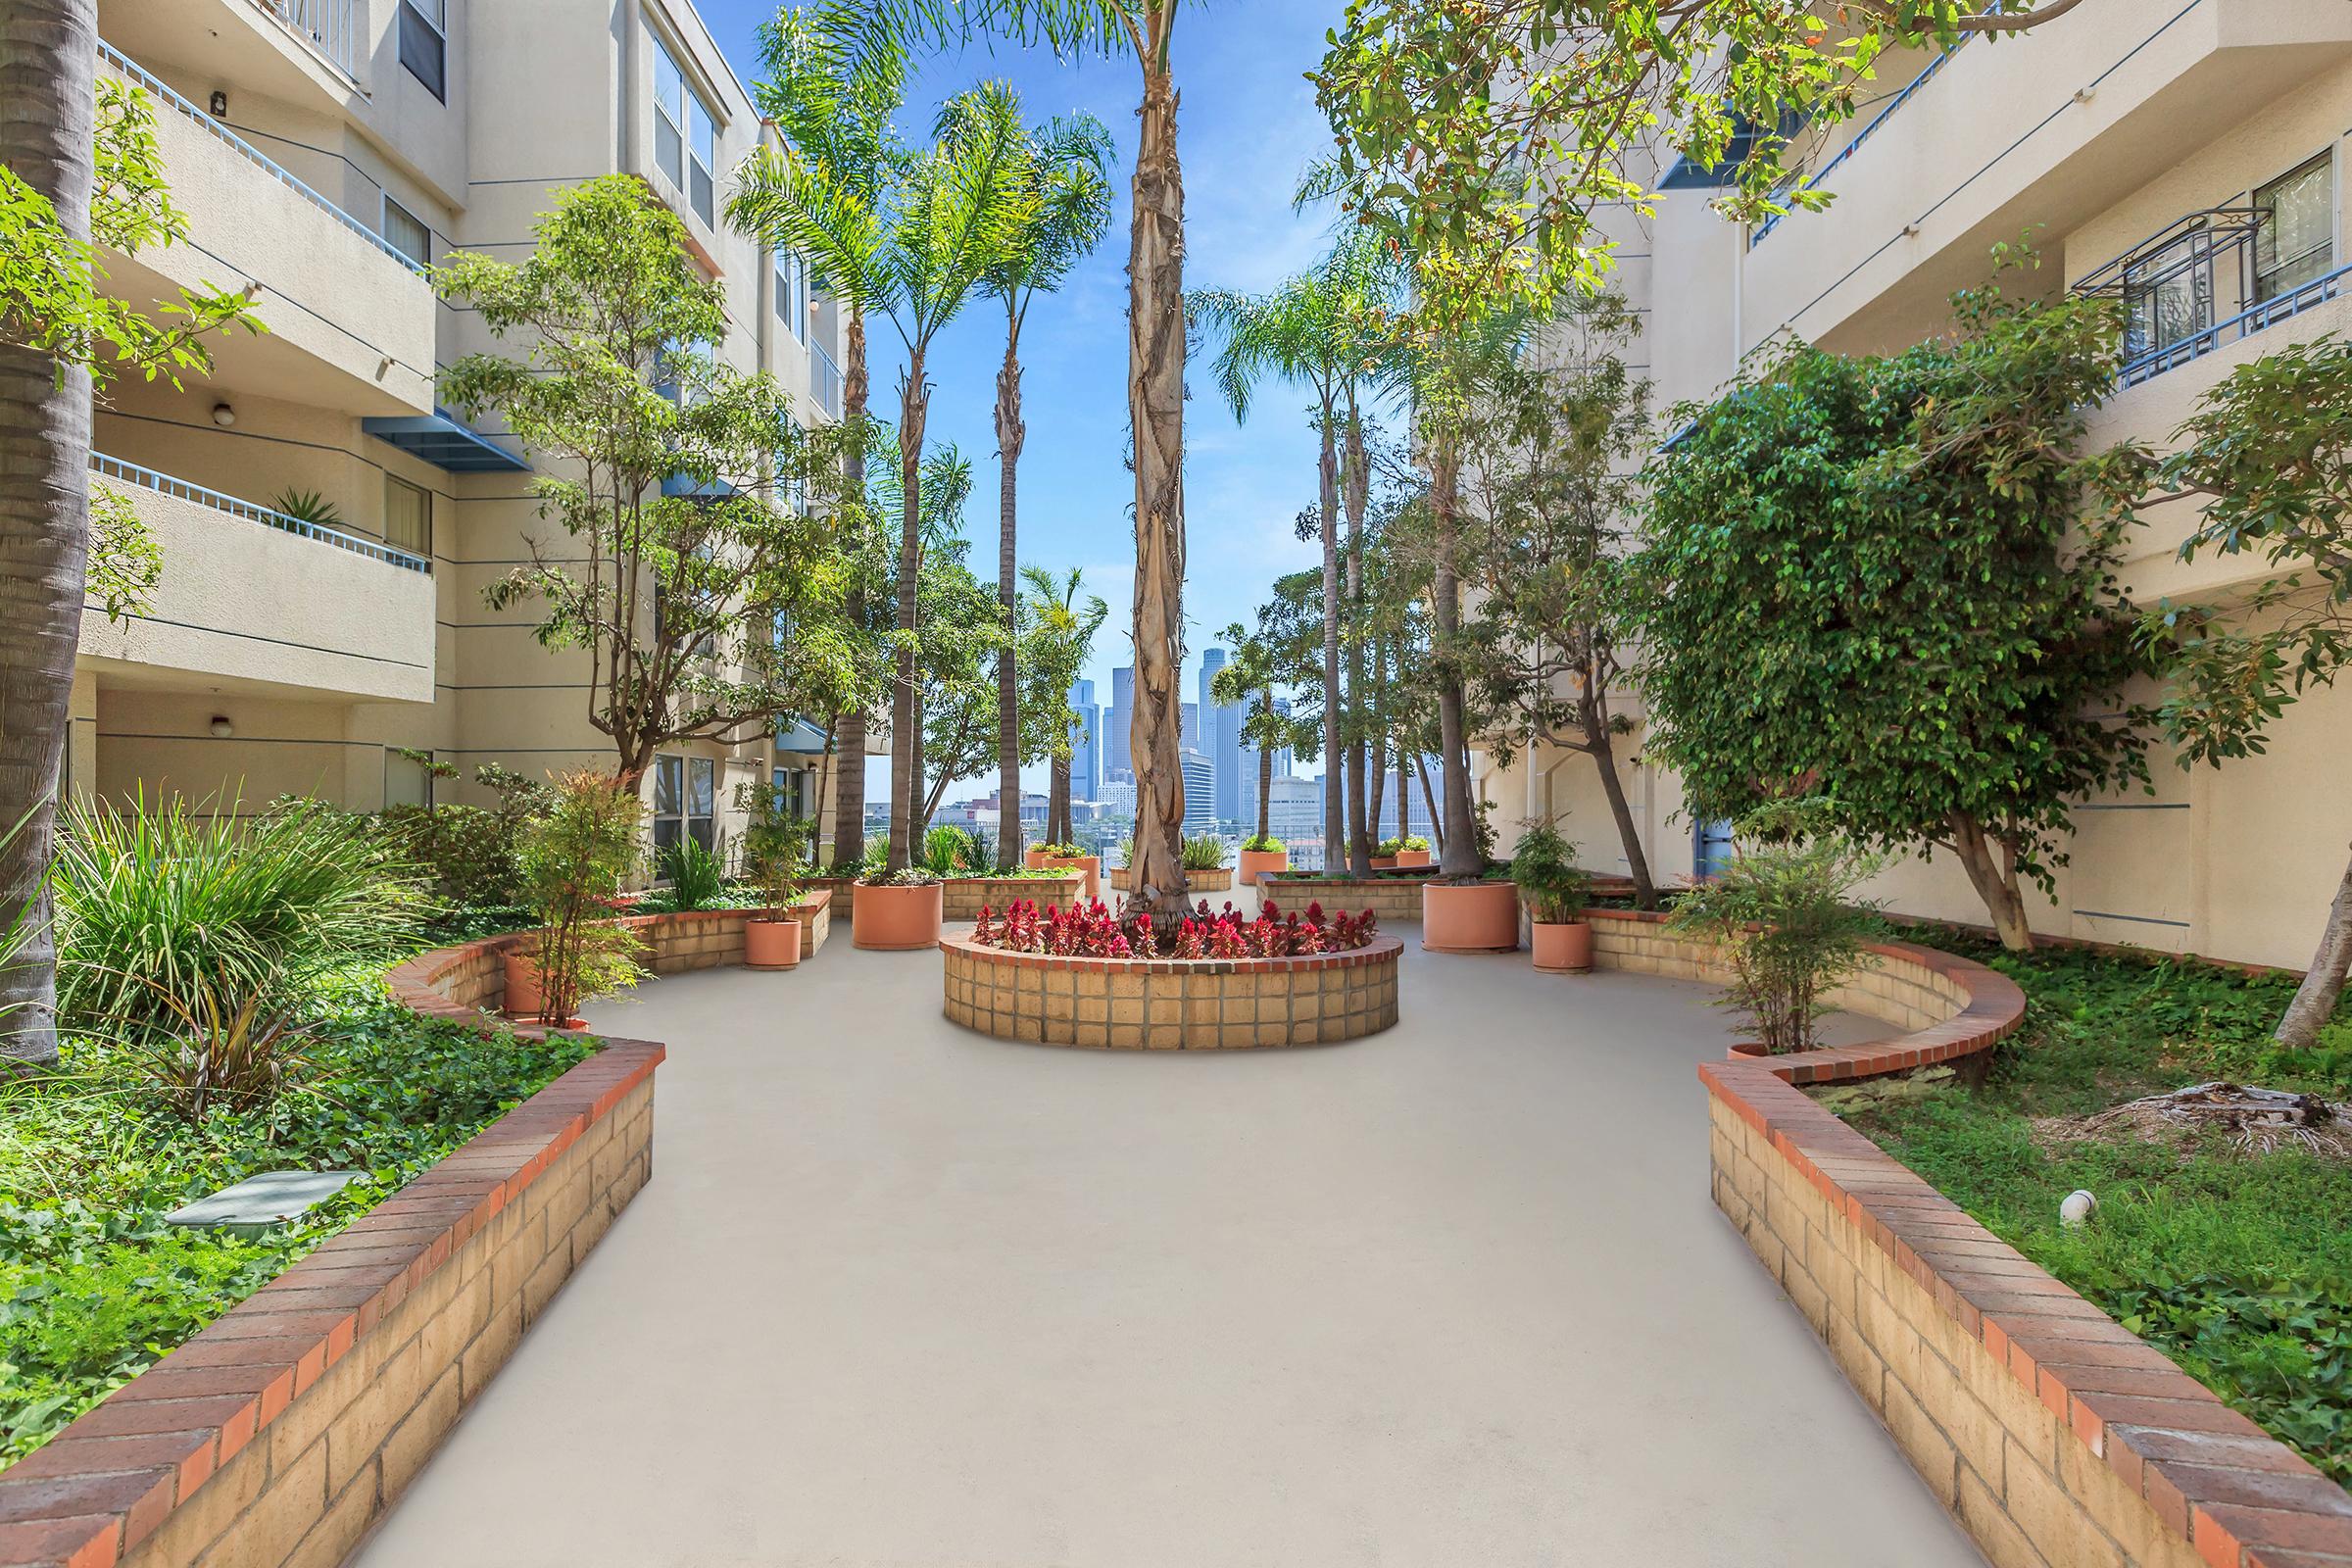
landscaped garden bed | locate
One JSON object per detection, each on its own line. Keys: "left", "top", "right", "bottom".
{"left": 943, "top": 898, "right": 1397, "bottom": 1049}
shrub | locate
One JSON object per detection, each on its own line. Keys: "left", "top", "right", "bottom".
{"left": 922, "top": 824, "right": 981, "bottom": 876}
{"left": 1240, "top": 833, "right": 1283, "bottom": 855}
{"left": 126, "top": 973, "right": 309, "bottom": 1122}
{"left": 653, "top": 836, "right": 728, "bottom": 910}
{"left": 1180, "top": 834, "right": 1227, "bottom": 870}
{"left": 514, "top": 772, "right": 643, "bottom": 1024}
{"left": 1670, "top": 800, "right": 1883, "bottom": 1054}
{"left": 1033, "top": 841, "right": 1089, "bottom": 858}
{"left": 735, "top": 786, "right": 809, "bottom": 911}
{"left": 1375, "top": 836, "right": 1404, "bottom": 858}
{"left": 52, "top": 793, "right": 424, "bottom": 1036}
{"left": 1397, "top": 835, "right": 1429, "bottom": 853}
{"left": 1509, "top": 821, "right": 1591, "bottom": 924}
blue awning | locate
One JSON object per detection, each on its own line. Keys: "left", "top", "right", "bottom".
{"left": 363, "top": 408, "right": 529, "bottom": 473}
{"left": 773, "top": 718, "right": 829, "bottom": 755}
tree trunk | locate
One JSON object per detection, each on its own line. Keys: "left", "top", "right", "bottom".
{"left": 1255, "top": 708, "right": 1273, "bottom": 843}
{"left": 1343, "top": 402, "right": 1371, "bottom": 877}
{"left": 1416, "top": 754, "right": 1444, "bottom": 855}
{"left": 2276, "top": 841, "right": 2352, "bottom": 1050}
{"left": 1583, "top": 704, "right": 1657, "bottom": 908}
{"left": 1125, "top": 48, "right": 1189, "bottom": 922}
{"left": 1049, "top": 754, "right": 1070, "bottom": 848}
{"left": 1314, "top": 391, "right": 1345, "bottom": 875}
{"left": 1396, "top": 755, "right": 1407, "bottom": 840}
{"left": 1947, "top": 809, "right": 2034, "bottom": 952}
{"left": 993, "top": 313, "right": 1024, "bottom": 868}
{"left": 831, "top": 306, "right": 871, "bottom": 871}
{"left": 886, "top": 350, "right": 928, "bottom": 874}
{"left": 0, "top": 0, "right": 96, "bottom": 1068}
{"left": 1431, "top": 444, "right": 1479, "bottom": 878}
{"left": 1366, "top": 729, "right": 1385, "bottom": 850}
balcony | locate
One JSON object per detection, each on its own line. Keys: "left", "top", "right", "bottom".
{"left": 1737, "top": 0, "right": 2352, "bottom": 355}
{"left": 812, "top": 341, "right": 844, "bottom": 419}
{"left": 96, "top": 39, "right": 435, "bottom": 415}
{"left": 260, "top": 0, "right": 362, "bottom": 82}
{"left": 80, "top": 454, "right": 435, "bottom": 705}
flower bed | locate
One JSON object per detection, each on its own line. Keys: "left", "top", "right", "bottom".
{"left": 1262, "top": 873, "right": 1435, "bottom": 925}
{"left": 1619, "top": 906, "right": 2352, "bottom": 1568}
{"left": 944, "top": 897, "right": 1397, "bottom": 1049}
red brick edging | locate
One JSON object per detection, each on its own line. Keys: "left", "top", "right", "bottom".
{"left": 0, "top": 944, "right": 670, "bottom": 1568}
{"left": 1649, "top": 907, "right": 2352, "bottom": 1565}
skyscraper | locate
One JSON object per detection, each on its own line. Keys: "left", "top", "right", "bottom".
{"left": 1182, "top": 701, "right": 1199, "bottom": 751}
{"left": 1199, "top": 647, "right": 1243, "bottom": 823}
{"left": 1180, "top": 749, "right": 1216, "bottom": 834}
{"left": 1068, "top": 677, "right": 1099, "bottom": 802}
{"left": 1106, "top": 665, "right": 1134, "bottom": 780}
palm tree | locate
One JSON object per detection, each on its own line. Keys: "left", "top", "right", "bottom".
{"left": 969, "top": 94, "right": 1113, "bottom": 868}
{"left": 735, "top": 80, "right": 1036, "bottom": 873}
{"left": 1194, "top": 231, "right": 1393, "bottom": 876}
{"left": 733, "top": 9, "right": 906, "bottom": 870}
{"left": 1019, "top": 565, "right": 1108, "bottom": 845}
{"left": 819, "top": 0, "right": 1198, "bottom": 919}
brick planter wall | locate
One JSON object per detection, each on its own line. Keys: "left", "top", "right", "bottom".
{"left": 1259, "top": 874, "right": 1432, "bottom": 925}
{"left": 941, "top": 935, "right": 1402, "bottom": 1049}
{"left": 1102, "top": 866, "right": 1236, "bottom": 896}
{"left": 1651, "top": 907, "right": 2352, "bottom": 1567}
{"left": 941, "top": 873, "right": 1085, "bottom": 922}
{"left": 0, "top": 1034, "right": 662, "bottom": 1568}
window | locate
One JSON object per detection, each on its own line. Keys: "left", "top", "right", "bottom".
{"left": 381, "top": 196, "right": 430, "bottom": 267}
{"left": 653, "top": 755, "right": 716, "bottom": 853}
{"left": 399, "top": 0, "right": 446, "bottom": 101}
{"left": 2255, "top": 152, "right": 2335, "bottom": 304}
{"left": 772, "top": 765, "right": 807, "bottom": 822}
{"left": 651, "top": 29, "right": 717, "bottom": 226}
{"left": 773, "top": 250, "right": 808, "bottom": 341}
{"left": 2124, "top": 232, "right": 2213, "bottom": 362}
{"left": 384, "top": 473, "right": 430, "bottom": 556}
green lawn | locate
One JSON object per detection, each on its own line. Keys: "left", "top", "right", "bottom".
{"left": 0, "top": 975, "right": 594, "bottom": 1469}
{"left": 1817, "top": 935, "right": 2352, "bottom": 1486}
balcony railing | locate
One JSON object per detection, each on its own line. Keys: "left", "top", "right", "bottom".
{"left": 261, "top": 0, "right": 362, "bottom": 82}
{"left": 98, "top": 38, "right": 424, "bottom": 277}
{"left": 2110, "top": 260, "right": 2352, "bottom": 388}
{"left": 1749, "top": 42, "right": 1968, "bottom": 247}
{"left": 812, "top": 342, "right": 843, "bottom": 419}
{"left": 2072, "top": 206, "right": 2352, "bottom": 387}
{"left": 90, "top": 453, "right": 432, "bottom": 574}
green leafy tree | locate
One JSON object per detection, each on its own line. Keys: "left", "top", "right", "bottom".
{"left": 1020, "top": 565, "right": 1110, "bottom": 846}
{"left": 1210, "top": 616, "right": 1307, "bottom": 847}
{"left": 2137, "top": 334, "right": 2352, "bottom": 1048}
{"left": 1454, "top": 299, "right": 1659, "bottom": 906}
{"left": 437, "top": 175, "right": 852, "bottom": 784}
{"left": 732, "top": 6, "right": 908, "bottom": 867}
{"left": 964, "top": 91, "right": 1114, "bottom": 866}
{"left": 2, "top": 52, "right": 264, "bottom": 1066}
{"left": 1637, "top": 260, "right": 2154, "bottom": 951}
{"left": 732, "top": 73, "right": 1037, "bottom": 872}
{"left": 823, "top": 0, "right": 1205, "bottom": 919}
{"left": 1312, "top": 0, "right": 2095, "bottom": 325}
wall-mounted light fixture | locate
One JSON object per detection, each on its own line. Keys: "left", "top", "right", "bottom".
{"left": 211, "top": 403, "right": 235, "bottom": 428}
{"left": 209, "top": 716, "right": 233, "bottom": 738}
{"left": 208, "top": 90, "right": 228, "bottom": 118}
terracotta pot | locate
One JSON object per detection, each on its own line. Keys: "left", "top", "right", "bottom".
{"left": 1531, "top": 919, "right": 1593, "bottom": 973}
{"left": 1023, "top": 848, "right": 1049, "bottom": 869}
{"left": 1370, "top": 857, "right": 1398, "bottom": 871}
{"left": 1729, "top": 1041, "right": 1771, "bottom": 1059}
{"left": 1422, "top": 880, "right": 1521, "bottom": 953}
{"left": 1395, "top": 849, "right": 1431, "bottom": 868}
{"left": 1238, "top": 848, "right": 1288, "bottom": 886}
{"left": 503, "top": 949, "right": 545, "bottom": 1018}
{"left": 1037, "top": 854, "right": 1100, "bottom": 902}
{"left": 744, "top": 915, "right": 802, "bottom": 970}
{"left": 852, "top": 880, "right": 944, "bottom": 951}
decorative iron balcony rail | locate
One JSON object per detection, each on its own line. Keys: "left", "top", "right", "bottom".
{"left": 90, "top": 453, "right": 433, "bottom": 574}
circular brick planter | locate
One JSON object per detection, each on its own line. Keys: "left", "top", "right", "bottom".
{"left": 941, "top": 935, "right": 1403, "bottom": 1050}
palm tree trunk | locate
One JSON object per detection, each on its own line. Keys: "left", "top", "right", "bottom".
{"left": 830, "top": 306, "right": 871, "bottom": 870}
{"left": 1049, "top": 754, "right": 1070, "bottom": 847}
{"left": 1255, "top": 700, "right": 1273, "bottom": 844}
{"left": 994, "top": 312, "right": 1024, "bottom": 869}
{"left": 1126, "top": 47, "right": 1189, "bottom": 922}
{"left": 1314, "top": 392, "right": 1345, "bottom": 876}
{"left": 1432, "top": 440, "right": 1478, "bottom": 878}
{"left": 887, "top": 352, "right": 928, "bottom": 874}
{"left": 0, "top": 0, "right": 96, "bottom": 1068}
{"left": 1342, "top": 402, "right": 1371, "bottom": 877}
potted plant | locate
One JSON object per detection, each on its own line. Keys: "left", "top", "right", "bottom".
{"left": 1668, "top": 800, "right": 1884, "bottom": 1054}
{"left": 1371, "top": 836, "right": 1402, "bottom": 870}
{"left": 1180, "top": 833, "right": 1234, "bottom": 892}
{"left": 506, "top": 770, "right": 644, "bottom": 1027}
{"left": 853, "top": 865, "right": 945, "bottom": 951}
{"left": 1027, "top": 839, "right": 1100, "bottom": 901}
{"left": 737, "top": 785, "right": 808, "bottom": 970}
{"left": 1510, "top": 821, "right": 1593, "bottom": 972}
{"left": 1237, "top": 832, "right": 1287, "bottom": 885}
{"left": 1394, "top": 834, "right": 1431, "bottom": 869}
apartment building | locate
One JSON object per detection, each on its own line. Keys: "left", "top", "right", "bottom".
{"left": 1483, "top": 0, "right": 2352, "bottom": 967}
{"left": 69, "top": 0, "right": 854, "bottom": 855}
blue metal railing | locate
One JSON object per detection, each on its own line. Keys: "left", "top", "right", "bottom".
{"left": 1750, "top": 45, "right": 1966, "bottom": 247}
{"left": 98, "top": 39, "right": 426, "bottom": 277}
{"left": 2115, "top": 261, "right": 2352, "bottom": 388}
{"left": 89, "top": 453, "right": 433, "bottom": 574}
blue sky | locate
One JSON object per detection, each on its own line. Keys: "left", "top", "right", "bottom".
{"left": 696, "top": 1, "right": 1352, "bottom": 790}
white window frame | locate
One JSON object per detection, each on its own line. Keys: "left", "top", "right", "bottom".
{"left": 649, "top": 26, "right": 718, "bottom": 228}
{"left": 653, "top": 754, "right": 717, "bottom": 854}
{"left": 380, "top": 193, "right": 431, "bottom": 268}
{"left": 398, "top": 0, "right": 447, "bottom": 101}
{"left": 2251, "top": 148, "right": 2338, "bottom": 306}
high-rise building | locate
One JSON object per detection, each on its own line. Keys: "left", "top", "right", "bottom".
{"left": 1068, "top": 677, "right": 1099, "bottom": 803}
{"left": 1106, "top": 665, "right": 1134, "bottom": 779}
{"left": 1179, "top": 749, "right": 1216, "bottom": 834}
{"left": 1199, "top": 647, "right": 1242, "bottom": 823}
{"left": 1257, "top": 776, "right": 1328, "bottom": 869}
{"left": 1182, "top": 702, "right": 1199, "bottom": 752}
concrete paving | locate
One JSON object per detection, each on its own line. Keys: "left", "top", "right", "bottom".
{"left": 354, "top": 930, "right": 1984, "bottom": 1567}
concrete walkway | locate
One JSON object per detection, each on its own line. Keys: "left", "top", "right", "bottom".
{"left": 354, "top": 931, "right": 1983, "bottom": 1567}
